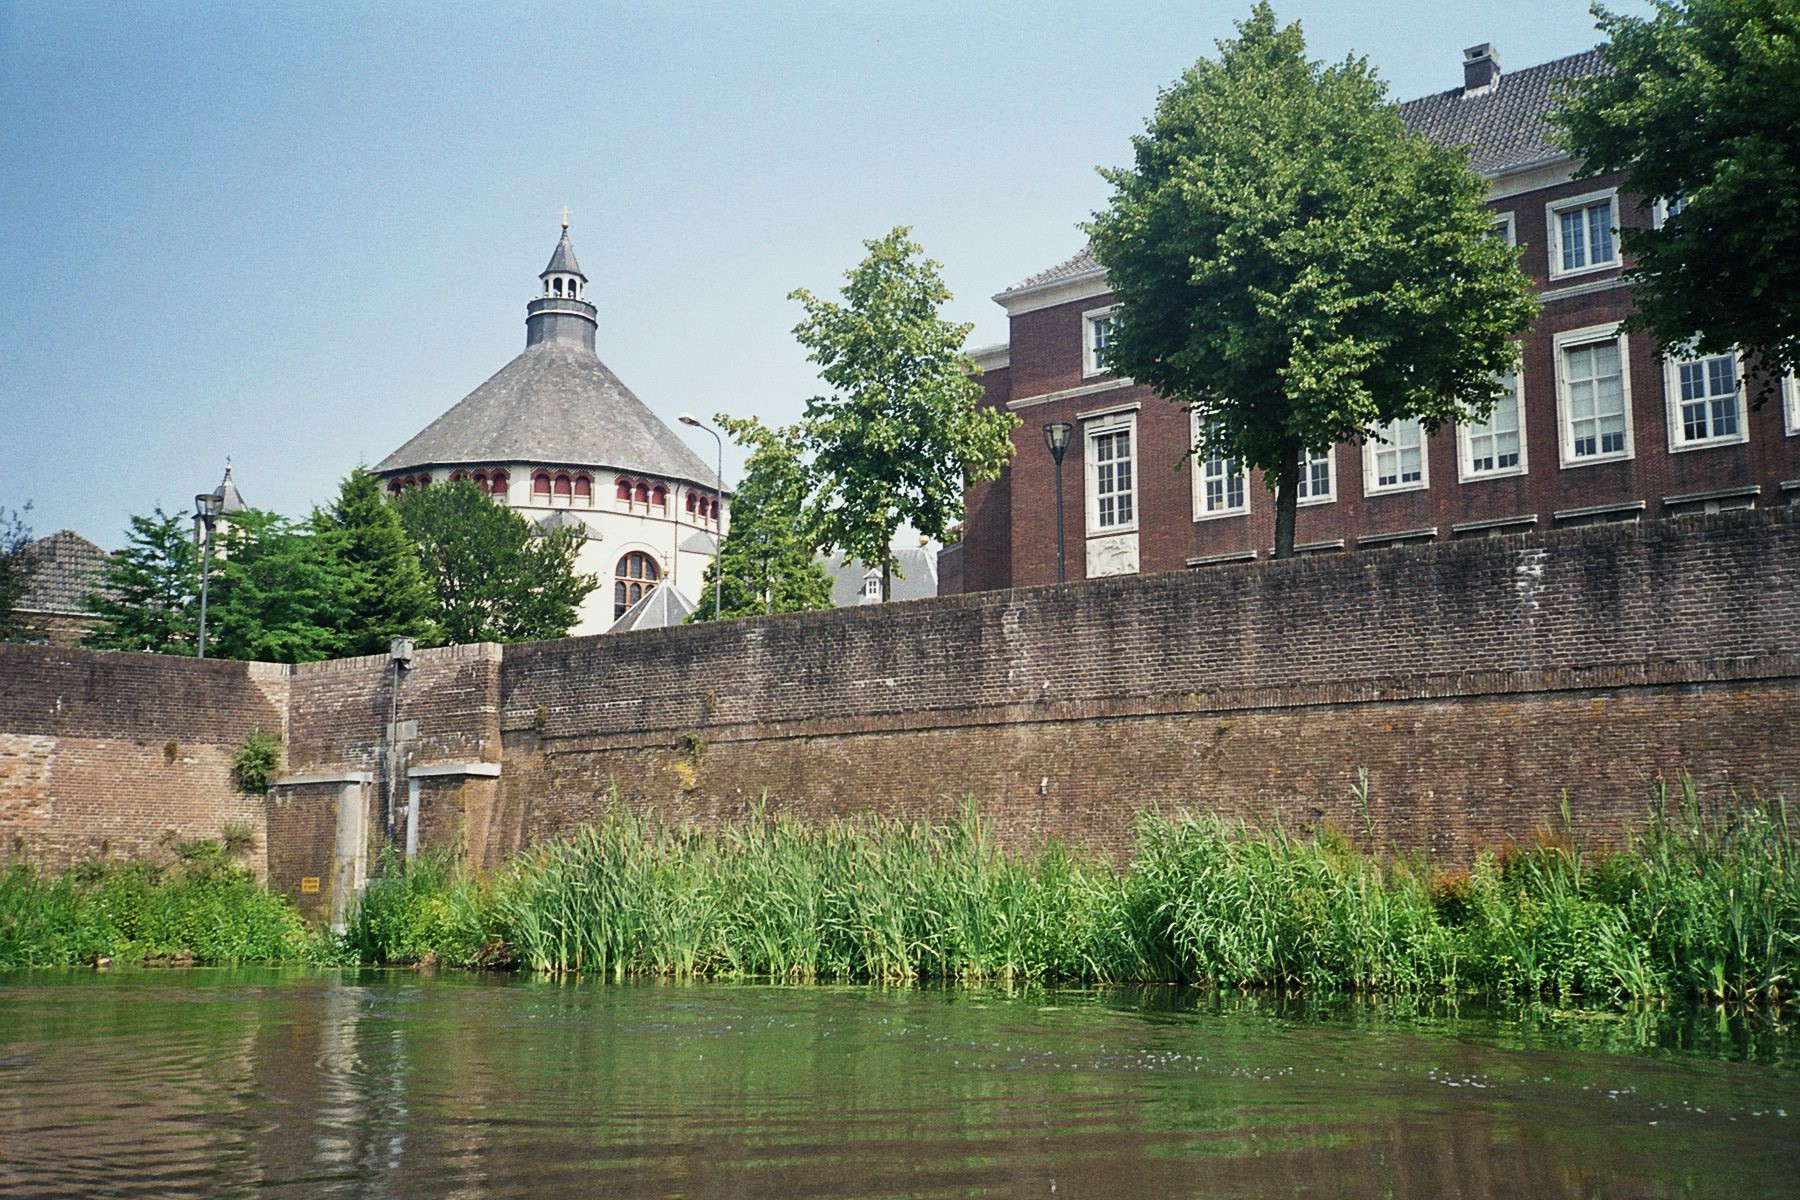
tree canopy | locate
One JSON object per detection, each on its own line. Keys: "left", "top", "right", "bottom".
{"left": 791, "top": 227, "right": 1017, "bottom": 598}
{"left": 0, "top": 506, "right": 36, "bottom": 642}
{"left": 397, "top": 480, "right": 597, "bottom": 643}
{"left": 1555, "top": 0, "right": 1800, "bottom": 380}
{"left": 83, "top": 508, "right": 201, "bottom": 654}
{"left": 205, "top": 510, "right": 353, "bottom": 663}
{"left": 313, "top": 467, "right": 441, "bottom": 655}
{"left": 1086, "top": 3, "right": 1539, "bottom": 556}
{"left": 688, "top": 415, "right": 835, "bottom": 622}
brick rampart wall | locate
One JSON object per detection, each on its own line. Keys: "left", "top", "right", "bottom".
{"left": 2, "top": 510, "right": 1795, "bottom": 883}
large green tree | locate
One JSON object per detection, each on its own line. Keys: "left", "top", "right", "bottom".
{"left": 83, "top": 509, "right": 201, "bottom": 653}
{"left": 1087, "top": 3, "right": 1539, "bottom": 558}
{"left": 397, "top": 480, "right": 597, "bottom": 643}
{"left": 688, "top": 416, "right": 834, "bottom": 622}
{"left": 207, "top": 510, "right": 351, "bottom": 663}
{"left": 0, "top": 506, "right": 36, "bottom": 642}
{"left": 1555, "top": 0, "right": 1800, "bottom": 381}
{"left": 313, "top": 467, "right": 441, "bottom": 654}
{"left": 791, "top": 227, "right": 1018, "bottom": 599}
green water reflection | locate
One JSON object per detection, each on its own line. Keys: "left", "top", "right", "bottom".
{"left": 0, "top": 970, "right": 1793, "bottom": 1198}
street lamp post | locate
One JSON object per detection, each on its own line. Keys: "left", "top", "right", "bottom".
{"left": 193, "top": 490, "right": 222, "bottom": 658}
{"left": 1043, "top": 422, "right": 1073, "bottom": 583}
{"left": 678, "top": 413, "right": 724, "bottom": 620}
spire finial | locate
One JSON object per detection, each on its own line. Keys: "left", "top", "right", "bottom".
{"left": 560, "top": 205, "right": 572, "bottom": 230}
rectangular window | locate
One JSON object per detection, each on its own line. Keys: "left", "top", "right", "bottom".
{"left": 1295, "top": 447, "right": 1334, "bottom": 504}
{"left": 1490, "top": 212, "right": 1516, "bottom": 245}
{"left": 1088, "top": 421, "right": 1135, "bottom": 529}
{"left": 1461, "top": 371, "right": 1526, "bottom": 479}
{"left": 1365, "top": 418, "right": 1427, "bottom": 493}
{"left": 1556, "top": 326, "right": 1632, "bottom": 464}
{"left": 1652, "top": 194, "right": 1687, "bottom": 229}
{"left": 1192, "top": 423, "right": 1248, "bottom": 518}
{"left": 1083, "top": 307, "right": 1119, "bottom": 377}
{"left": 1546, "top": 190, "right": 1619, "bottom": 278}
{"left": 1665, "top": 350, "right": 1743, "bottom": 448}
{"left": 1786, "top": 375, "right": 1800, "bottom": 436}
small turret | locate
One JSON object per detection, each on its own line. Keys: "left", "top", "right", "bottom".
{"left": 526, "top": 213, "right": 598, "bottom": 351}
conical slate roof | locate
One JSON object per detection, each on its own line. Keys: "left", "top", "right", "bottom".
{"left": 608, "top": 579, "right": 696, "bottom": 633}
{"left": 542, "top": 231, "right": 584, "bottom": 278}
{"left": 375, "top": 340, "right": 721, "bottom": 485}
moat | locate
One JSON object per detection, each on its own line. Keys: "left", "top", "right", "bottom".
{"left": 0, "top": 970, "right": 1794, "bottom": 1198}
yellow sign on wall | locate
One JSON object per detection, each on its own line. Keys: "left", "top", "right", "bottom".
{"left": 299, "top": 877, "right": 321, "bottom": 894}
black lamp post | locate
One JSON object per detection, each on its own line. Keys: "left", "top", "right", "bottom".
{"left": 193, "top": 489, "right": 223, "bottom": 658}
{"left": 678, "top": 413, "right": 724, "bottom": 620}
{"left": 1043, "top": 422, "right": 1073, "bottom": 583}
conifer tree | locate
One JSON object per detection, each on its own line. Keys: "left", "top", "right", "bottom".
{"left": 313, "top": 467, "right": 441, "bottom": 654}
{"left": 83, "top": 508, "right": 200, "bottom": 653}
{"left": 688, "top": 416, "right": 834, "bottom": 621}
{"left": 207, "top": 510, "right": 351, "bottom": 663}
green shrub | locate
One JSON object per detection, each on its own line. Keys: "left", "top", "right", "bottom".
{"left": 232, "top": 731, "right": 282, "bottom": 793}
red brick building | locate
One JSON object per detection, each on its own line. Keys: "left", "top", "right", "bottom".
{"left": 947, "top": 46, "right": 1800, "bottom": 593}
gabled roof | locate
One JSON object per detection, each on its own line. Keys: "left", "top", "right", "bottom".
{"left": 19, "top": 530, "right": 111, "bottom": 614}
{"left": 376, "top": 340, "right": 721, "bottom": 486}
{"left": 824, "top": 544, "right": 940, "bottom": 606}
{"left": 608, "top": 579, "right": 696, "bottom": 633}
{"left": 1398, "top": 48, "right": 1609, "bottom": 175}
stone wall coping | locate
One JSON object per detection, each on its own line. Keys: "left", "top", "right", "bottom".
{"left": 272, "top": 770, "right": 374, "bottom": 787}
{"left": 407, "top": 761, "right": 502, "bottom": 778}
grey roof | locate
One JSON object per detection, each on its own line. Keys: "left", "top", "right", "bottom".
{"left": 824, "top": 544, "right": 940, "bottom": 606}
{"left": 1398, "top": 48, "right": 1609, "bottom": 175}
{"left": 19, "top": 530, "right": 110, "bottom": 614}
{"left": 542, "top": 231, "right": 585, "bottom": 278}
{"left": 1004, "top": 49, "right": 1610, "bottom": 294}
{"left": 534, "top": 510, "right": 594, "bottom": 538}
{"left": 608, "top": 579, "right": 696, "bottom": 633}
{"left": 1003, "top": 245, "right": 1100, "bottom": 295}
{"left": 214, "top": 466, "right": 247, "bottom": 515}
{"left": 377, "top": 340, "right": 721, "bottom": 486}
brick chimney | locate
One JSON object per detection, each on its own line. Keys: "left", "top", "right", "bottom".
{"left": 1463, "top": 43, "right": 1501, "bottom": 93}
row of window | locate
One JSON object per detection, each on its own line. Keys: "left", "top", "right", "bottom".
{"left": 1084, "top": 366, "right": 1800, "bottom": 530}
{"left": 384, "top": 469, "right": 719, "bottom": 522}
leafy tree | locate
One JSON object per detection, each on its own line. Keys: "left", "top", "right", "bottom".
{"left": 207, "top": 510, "right": 351, "bottom": 663}
{"left": 791, "top": 227, "right": 1018, "bottom": 599}
{"left": 687, "top": 416, "right": 834, "bottom": 621}
{"left": 1086, "top": 3, "right": 1539, "bottom": 557}
{"left": 1555, "top": 0, "right": 1800, "bottom": 381}
{"left": 0, "top": 505, "right": 36, "bottom": 642}
{"left": 313, "top": 467, "right": 441, "bottom": 654}
{"left": 84, "top": 509, "right": 201, "bottom": 653}
{"left": 397, "top": 480, "right": 597, "bottom": 643}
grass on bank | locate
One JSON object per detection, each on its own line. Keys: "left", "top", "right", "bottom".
{"left": 2, "top": 780, "right": 1794, "bottom": 1010}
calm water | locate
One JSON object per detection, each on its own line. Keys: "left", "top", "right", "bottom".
{"left": 0, "top": 971, "right": 1795, "bottom": 1199}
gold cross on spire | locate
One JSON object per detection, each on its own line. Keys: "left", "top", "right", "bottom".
{"left": 560, "top": 205, "right": 572, "bottom": 230}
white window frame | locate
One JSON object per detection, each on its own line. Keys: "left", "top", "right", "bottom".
{"left": 1545, "top": 188, "right": 1621, "bottom": 280}
{"left": 1082, "top": 305, "right": 1119, "bottom": 378}
{"left": 1491, "top": 211, "right": 1516, "bottom": 246}
{"left": 1663, "top": 348, "right": 1747, "bottom": 451}
{"left": 1651, "top": 195, "right": 1687, "bottom": 230}
{"left": 1189, "top": 411, "right": 1249, "bottom": 520}
{"left": 1362, "top": 417, "right": 1429, "bottom": 495}
{"left": 1084, "top": 410, "right": 1138, "bottom": 533}
{"left": 1554, "top": 322, "right": 1635, "bottom": 467}
{"left": 1457, "top": 369, "right": 1529, "bottom": 481}
{"left": 1784, "top": 374, "right": 1800, "bottom": 437}
{"left": 1296, "top": 446, "right": 1336, "bottom": 506}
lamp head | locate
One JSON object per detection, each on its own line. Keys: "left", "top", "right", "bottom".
{"left": 1043, "top": 422, "right": 1074, "bottom": 465}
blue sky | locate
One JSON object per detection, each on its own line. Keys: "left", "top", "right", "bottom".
{"left": 1, "top": 1, "right": 1621, "bottom": 546}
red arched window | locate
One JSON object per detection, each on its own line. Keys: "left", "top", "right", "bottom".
{"left": 709, "top": 498, "right": 720, "bottom": 521}
{"left": 533, "top": 471, "right": 552, "bottom": 498}
{"left": 634, "top": 481, "right": 649, "bottom": 504}
{"left": 471, "top": 470, "right": 487, "bottom": 487}
{"left": 388, "top": 479, "right": 404, "bottom": 496}
{"left": 489, "top": 470, "right": 509, "bottom": 495}
{"left": 616, "top": 476, "right": 633, "bottom": 501}
{"left": 553, "top": 472, "right": 572, "bottom": 498}
{"left": 449, "top": 470, "right": 467, "bottom": 482}
{"left": 613, "top": 551, "right": 661, "bottom": 619}
{"left": 573, "top": 474, "right": 592, "bottom": 502}
{"left": 685, "top": 492, "right": 697, "bottom": 514}
{"left": 650, "top": 484, "right": 666, "bottom": 509}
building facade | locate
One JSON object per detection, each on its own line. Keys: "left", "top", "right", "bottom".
{"left": 950, "top": 46, "right": 1800, "bottom": 593}
{"left": 376, "top": 222, "right": 727, "bottom": 635}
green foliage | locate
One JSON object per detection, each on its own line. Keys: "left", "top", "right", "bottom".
{"left": 1555, "top": 0, "right": 1800, "bottom": 379}
{"left": 231, "top": 731, "right": 282, "bottom": 794}
{"left": 0, "top": 504, "right": 36, "bottom": 642}
{"left": 688, "top": 416, "right": 835, "bottom": 621}
{"left": 338, "top": 850, "right": 498, "bottom": 966}
{"left": 82, "top": 508, "right": 200, "bottom": 653}
{"left": 1086, "top": 3, "right": 1539, "bottom": 556}
{"left": 0, "top": 850, "right": 310, "bottom": 968}
{"left": 398, "top": 480, "right": 598, "bottom": 643}
{"left": 207, "top": 509, "right": 352, "bottom": 662}
{"left": 312, "top": 467, "right": 441, "bottom": 654}
{"left": 791, "top": 227, "right": 1018, "bottom": 598}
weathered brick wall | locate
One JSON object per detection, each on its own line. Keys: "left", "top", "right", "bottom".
{"left": 498, "top": 508, "right": 1799, "bottom": 862}
{"left": 0, "top": 647, "right": 288, "bottom": 871}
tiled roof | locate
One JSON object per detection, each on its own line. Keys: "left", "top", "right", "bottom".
{"left": 824, "top": 544, "right": 940, "bottom": 606}
{"left": 18, "top": 530, "right": 111, "bottom": 614}
{"left": 608, "top": 579, "right": 696, "bottom": 633}
{"left": 376, "top": 340, "right": 721, "bottom": 487}
{"left": 542, "top": 230, "right": 584, "bottom": 278}
{"left": 1398, "top": 49, "right": 1608, "bottom": 175}
{"left": 1003, "top": 48, "right": 1611, "bottom": 294}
